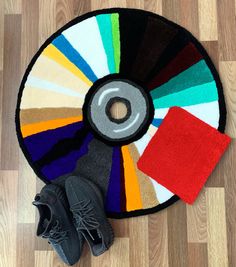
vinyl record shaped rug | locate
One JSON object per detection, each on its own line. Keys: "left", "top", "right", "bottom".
{"left": 15, "top": 8, "right": 226, "bottom": 218}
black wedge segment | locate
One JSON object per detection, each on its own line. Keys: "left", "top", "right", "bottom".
{"left": 130, "top": 16, "right": 178, "bottom": 82}
{"left": 119, "top": 10, "right": 148, "bottom": 77}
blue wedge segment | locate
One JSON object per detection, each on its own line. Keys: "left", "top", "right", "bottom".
{"left": 52, "top": 35, "right": 97, "bottom": 82}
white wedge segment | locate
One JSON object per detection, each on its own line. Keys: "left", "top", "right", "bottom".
{"left": 62, "top": 17, "right": 110, "bottom": 78}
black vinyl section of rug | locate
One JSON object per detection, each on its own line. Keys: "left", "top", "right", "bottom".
{"left": 119, "top": 11, "right": 148, "bottom": 77}
{"left": 144, "top": 30, "right": 190, "bottom": 84}
{"left": 130, "top": 16, "right": 178, "bottom": 82}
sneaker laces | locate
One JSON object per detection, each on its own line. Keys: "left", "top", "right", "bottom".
{"left": 48, "top": 220, "right": 68, "bottom": 244}
{"left": 70, "top": 199, "right": 99, "bottom": 241}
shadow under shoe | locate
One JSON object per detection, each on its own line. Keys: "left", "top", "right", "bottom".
{"left": 65, "top": 176, "right": 114, "bottom": 256}
{"left": 33, "top": 183, "right": 84, "bottom": 266}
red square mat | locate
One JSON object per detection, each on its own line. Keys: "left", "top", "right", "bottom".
{"left": 137, "top": 107, "right": 231, "bottom": 204}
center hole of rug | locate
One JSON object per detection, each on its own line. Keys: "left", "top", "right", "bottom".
{"left": 105, "top": 97, "right": 131, "bottom": 124}
{"left": 109, "top": 101, "right": 128, "bottom": 120}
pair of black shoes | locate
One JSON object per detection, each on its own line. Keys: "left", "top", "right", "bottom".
{"left": 33, "top": 176, "right": 114, "bottom": 266}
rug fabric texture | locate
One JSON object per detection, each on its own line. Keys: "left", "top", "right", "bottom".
{"left": 15, "top": 8, "right": 227, "bottom": 217}
{"left": 138, "top": 107, "right": 231, "bottom": 204}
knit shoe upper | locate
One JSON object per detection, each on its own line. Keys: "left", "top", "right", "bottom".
{"left": 33, "top": 183, "right": 84, "bottom": 266}
{"left": 65, "top": 176, "right": 114, "bottom": 256}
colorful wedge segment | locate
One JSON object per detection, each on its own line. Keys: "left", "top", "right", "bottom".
{"left": 16, "top": 10, "right": 224, "bottom": 217}
{"left": 52, "top": 35, "right": 98, "bottom": 82}
{"left": 111, "top": 13, "right": 121, "bottom": 72}
{"left": 150, "top": 60, "right": 215, "bottom": 99}
{"left": 40, "top": 133, "right": 93, "bottom": 180}
{"left": 152, "top": 81, "right": 218, "bottom": 108}
{"left": 96, "top": 13, "right": 121, "bottom": 73}
{"left": 23, "top": 121, "right": 85, "bottom": 162}
{"left": 105, "top": 145, "right": 160, "bottom": 213}
{"left": 147, "top": 42, "right": 203, "bottom": 89}
{"left": 42, "top": 44, "right": 93, "bottom": 86}
{"left": 21, "top": 116, "right": 83, "bottom": 138}
{"left": 105, "top": 147, "right": 123, "bottom": 212}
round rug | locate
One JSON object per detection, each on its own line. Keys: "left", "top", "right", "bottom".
{"left": 15, "top": 8, "right": 226, "bottom": 218}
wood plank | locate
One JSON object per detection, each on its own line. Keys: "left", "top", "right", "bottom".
{"left": 21, "top": 0, "right": 39, "bottom": 73}
{"left": 205, "top": 162, "right": 225, "bottom": 187}
{"left": 206, "top": 188, "right": 228, "bottom": 267}
{"left": 50, "top": 243, "right": 91, "bottom": 267}
{"left": 35, "top": 251, "right": 53, "bottom": 267}
{"left": 91, "top": 0, "right": 126, "bottom": 10}
{"left": 167, "top": 201, "right": 188, "bottom": 267}
{"left": 74, "top": 0, "right": 91, "bottom": 15}
{"left": 110, "top": 218, "right": 129, "bottom": 237}
{"left": 187, "top": 188, "right": 207, "bottom": 243}
{"left": 148, "top": 210, "right": 169, "bottom": 267}
{"left": 17, "top": 151, "right": 36, "bottom": 223}
{"left": 18, "top": 0, "right": 39, "bottom": 220}
{"left": 219, "top": 61, "right": 236, "bottom": 137}
{"left": 52, "top": 252, "right": 68, "bottom": 267}
{"left": 144, "top": 0, "right": 162, "bottom": 15}
{"left": 201, "top": 41, "right": 219, "bottom": 71}
{"left": 0, "top": 0, "right": 4, "bottom": 70}
{"left": 90, "top": 0, "right": 106, "bottom": 10}
{"left": 129, "top": 216, "right": 149, "bottom": 267}
{"left": 4, "top": 0, "right": 21, "bottom": 14}
{"left": 198, "top": 0, "right": 218, "bottom": 41}
{"left": 56, "top": 0, "right": 74, "bottom": 29}
{"left": 1, "top": 2, "right": 236, "bottom": 267}
{"left": 74, "top": 243, "right": 91, "bottom": 267}
{"left": 91, "top": 238, "right": 129, "bottom": 267}
{"left": 188, "top": 243, "right": 208, "bottom": 267}
{"left": 163, "top": 0, "right": 199, "bottom": 38}
{"left": 1, "top": 15, "right": 21, "bottom": 170}
{"left": 17, "top": 224, "right": 35, "bottom": 267}
{"left": 205, "top": 143, "right": 230, "bottom": 188}
{"left": 126, "top": 0, "right": 144, "bottom": 9}
{"left": 0, "top": 171, "right": 18, "bottom": 267}
{"left": 217, "top": 0, "right": 236, "bottom": 60}
{"left": 107, "top": 0, "right": 127, "bottom": 8}
{"left": 38, "top": 0, "right": 56, "bottom": 45}
{"left": 35, "top": 249, "right": 91, "bottom": 267}
{"left": 223, "top": 140, "right": 236, "bottom": 266}
{"left": 0, "top": 71, "right": 2, "bottom": 166}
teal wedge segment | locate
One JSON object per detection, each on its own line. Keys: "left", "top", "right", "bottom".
{"left": 153, "top": 81, "right": 219, "bottom": 109}
{"left": 151, "top": 60, "right": 214, "bottom": 100}
{"left": 96, "top": 14, "right": 116, "bottom": 73}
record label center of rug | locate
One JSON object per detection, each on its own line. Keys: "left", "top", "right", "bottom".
{"left": 84, "top": 78, "right": 154, "bottom": 144}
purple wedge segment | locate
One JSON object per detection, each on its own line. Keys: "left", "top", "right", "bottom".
{"left": 23, "top": 121, "right": 84, "bottom": 162}
{"left": 41, "top": 133, "right": 93, "bottom": 180}
{"left": 105, "top": 146, "right": 122, "bottom": 212}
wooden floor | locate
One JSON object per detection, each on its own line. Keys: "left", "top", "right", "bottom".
{"left": 0, "top": 0, "right": 236, "bottom": 266}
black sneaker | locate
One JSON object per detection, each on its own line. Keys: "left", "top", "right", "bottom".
{"left": 33, "top": 183, "right": 84, "bottom": 265}
{"left": 65, "top": 176, "right": 114, "bottom": 256}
